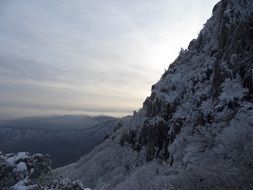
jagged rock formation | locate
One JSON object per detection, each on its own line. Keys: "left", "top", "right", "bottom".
{"left": 122, "top": 0, "right": 253, "bottom": 163}
{"left": 56, "top": 0, "right": 253, "bottom": 189}
{"left": 0, "top": 151, "right": 90, "bottom": 190}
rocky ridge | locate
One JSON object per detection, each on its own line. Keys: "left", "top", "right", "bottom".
{"left": 56, "top": 1, "right": 253, "bottom": 189}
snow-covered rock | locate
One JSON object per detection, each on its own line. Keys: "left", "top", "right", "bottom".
{"left": 0, "top": 152, "right": 90, "bottom": 190}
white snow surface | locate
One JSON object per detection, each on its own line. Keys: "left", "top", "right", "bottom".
{"left": 6, "top": 152, "right": 29, "bottom": 166}
{"left": 15, "top": 162, "right": 28, "bottom": 173}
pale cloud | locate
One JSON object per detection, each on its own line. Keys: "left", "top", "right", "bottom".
{"left": 0, "top": 0, "right": 219, "bottom": 119}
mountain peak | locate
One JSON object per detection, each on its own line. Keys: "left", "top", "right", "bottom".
{"left": 56, "top": 1, "right": 253, "bottom": 189}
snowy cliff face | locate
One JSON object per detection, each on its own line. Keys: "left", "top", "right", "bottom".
{"left": 56, "top": 1, "right": 253, "bottom": 189}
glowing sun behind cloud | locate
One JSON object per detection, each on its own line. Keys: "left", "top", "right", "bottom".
{"left": 0, "top": 0, "right": 219, "bottom": 119}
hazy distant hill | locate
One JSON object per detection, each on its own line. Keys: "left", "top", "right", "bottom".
{"left": 0, "top": 115, "right": 117, "bottom": 168}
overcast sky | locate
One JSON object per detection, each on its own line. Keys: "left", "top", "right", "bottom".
{"left": 0, "top": 0, "right": 219, "bottom": 120}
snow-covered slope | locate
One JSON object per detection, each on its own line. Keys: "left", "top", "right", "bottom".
{"left": 56, "top": 0, "right": 253, "bottom": 189}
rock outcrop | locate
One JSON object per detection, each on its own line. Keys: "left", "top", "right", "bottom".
{"left": 0, "top": 151, "right": 89, "bottom": 190}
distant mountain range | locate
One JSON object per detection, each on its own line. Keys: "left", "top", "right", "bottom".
{"left": 0, "top": 115, "right": 118, "bottom": 168}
